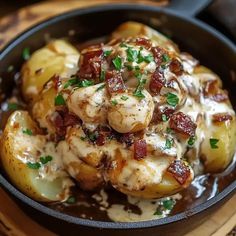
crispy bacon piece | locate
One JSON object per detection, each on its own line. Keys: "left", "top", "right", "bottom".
{"left": 135, "top": 37, "right": 152, "bottom": 49}
{"left": 96, "top": 134, "right": 106, "bottom": 146}
{"left": 119, "top": 133, "right": 135, "bottom": 147}
{"left": 152, "top": 106, "right": 175, "bottom": 122}
{"left": 51, "top": 74, "right": 61, "bottom": 91}
{"left": 169, "top": 58, "right": 183, "bottom": 76}
{"left": 134, "top": 139, "right": 147, "bottom": 160}
{"left": 169, "top": 112, "right": 196, "bottom": 137}
{"left": 204, "top": 80, "right": 229, "bottom": 102}
{"left": 151, "top": 46, "right": 165, "bottom": 66}
{"left": 78, "top": 48, "right": 103, "bottom": 79}
{"left": 167, "top": 160, "right": 191, "bottom": 185}
{"left": 212, "top": 113, "right": 233, "bottom": 123}
{"left": 105, "top": 70, "right": 125, "bottom": 94}
{"left": 149, "top": 69, "right": 165, "bottom": 94}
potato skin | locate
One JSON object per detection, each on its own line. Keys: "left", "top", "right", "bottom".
{"left": 0, "top": 111, "right": 72, "bottom": 202}
{"left": 21, "top": 40, "right": 79, "bottom": 102}
{"left": 201, "top": 117, "right": 236, "bottom": 173}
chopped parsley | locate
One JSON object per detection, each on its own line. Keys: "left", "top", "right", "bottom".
{"left": 144, "top": 55, "right": 154, "bottom": 63}
{"left": 66, "top": 196, "right": 76, "bottom": 204}
{"left": 120, "top": 42, "right": 127, "bottom": 48}
{"left": 7, "top": 102, "right": 19, "bottom": 110}
{"left": 124, "top": 64, "right": 133, "bottom": 71}
{"left": 80, "top": 136, "right": 88, "bottom": 141}
{"left": 79, "top": 79, "right": 94, "bottom": 87}
{"left": 166, "top": 127, "right": 173, "bottom": 134}
{"left": 100, "top": 69, "right": 106, "bottom": 82}
{"left": 112, "top": 56, "right": 122, "bottom": 71}
{"left": 27, "top": 162, "right": 41, "bottom": 169}
{"left": 126, "top": 47, "right": 138, "bottom": 62}
{"left": 162, "top": 114, "right": 168, "bottom": 122}
{"left": 55, "top": 94, "right": 66, "bottom": 106}
{"left": 63, "top": 78, "right": 79, "bottom": 88}
{"left": 166, "top": 93, "right": 179, "bottom": 107}
{"left": 162, "top": 199, "right": 175, "bottom": 210}
{"left": 164, "top": 138, "right": 173, "bottom": 149}
{"left": 88, "top": 132, "right": 98, "bottom": 142}
{"left": 188, "top": 136, "right": 196, "bottom": 147}
{"left": 104, "top": 50, "right": 112, "bottom": 57}
{"left": 22, "top": 47, "right": 30, "bottom": 60}
{"left": 22, "top": 128, "right": 33, "bottom": 136}
{"left": 39, "top": 155, "right": 53, "bottom": 165}
{"left": 111, "top": 99, "right": 118, "bottom": 106}
{"left": 96, "top": 84, "right": 105, "bottom": 91}
{"left": 121, "top": 95, "right": 129, "bottom": 101}
{"left": 210, "top": 138, "right": 219, "bottom": 149}
{"left": 153, "top": 209, "right": 163, "bottom": 216}
{"left": 162, "top": 54, "right": 171, "bottom": 63}
{"left": 133, "top": 78, "right": 146, "bottom": 99}
{"left": 134, "top": 71, "right": 142, "bottom": 79}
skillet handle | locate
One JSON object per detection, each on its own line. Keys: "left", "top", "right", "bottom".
{"left": 166, "top": 0, "right": 212, "bottom": 17}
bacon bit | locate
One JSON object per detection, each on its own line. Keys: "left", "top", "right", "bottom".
{"left": 169, "top": 58, "right": 183, "bottom": 76}
{"left": 212, "top": 113, "right": 233, "bottom": 123}
{"left": 105, "top": 70, "right": 125, "bottom": 94}
{"left": 149, "top": 69, "right": 165, "bottom": 94}
{"left": 63, "top": 113, "right": 80, "bottom": 126}
{"left": 167, "top": 160, "right": 191, "bottom": 185}
{"left": 152, "top": 106, "right": 175, "bottom": 122}
{"left": 151, "top": 46, "right": 165, "bottom": 66}
{"left": 169, "top": 112, "right": 196, "bottom": 137}
{"left": 96, "top": 134, "right": 106, "bottom": 146}
{"left": 135, "top": 37, "right": 152, "bottom": 49}
{"left": 119, "top": 133, "right": 134, "bottom": 147}
{"left": 78, "top": 48, "right": 103, "bottom": 79}
{"left": 204, "top": 80, "right": 229, "bottom": 102}
{"left": 134, "top": 139, "right": 147, "bottom": 160}
{"left": 52, "top": 75, "right": 61, "bottom": 90}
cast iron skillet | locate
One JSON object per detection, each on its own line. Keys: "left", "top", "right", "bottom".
{"left": 0, "top": 3, "right": 236, "bottom": 236}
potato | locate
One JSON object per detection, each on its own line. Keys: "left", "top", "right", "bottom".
{"left": 200, "top": 116, "right": 236, "bottom": 173}
{"left": 0, "top": 111, "right": 73, "bottom": 202}
{"left": 111, "top": 21, "right": 178, "bottom": 53}
{"left": 31, "top": 84, "right": 57, "bottom": 134}
{"left": 21, "top": 40, "right": 79, "bottom": 102}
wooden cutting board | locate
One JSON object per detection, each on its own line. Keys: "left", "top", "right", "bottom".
{"left": 0, "top": 1, "right": 235, "bottom": 235}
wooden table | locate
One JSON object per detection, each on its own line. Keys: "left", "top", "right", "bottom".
{"left": 0, "top": 1, "right": 235, "bottom": 235}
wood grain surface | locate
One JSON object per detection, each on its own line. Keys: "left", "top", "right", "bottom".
{"left": 0, "top": 1, "right": 235, "bottom": 235}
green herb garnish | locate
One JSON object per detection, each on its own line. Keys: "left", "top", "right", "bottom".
{"left": 125, "top": 64, "right": 133, "bottom": 71}
{"left": 121, "top": 95, "right": 129, "bottom": 101}
{"left": 162, "top": 199, "right": 175, "bottom": 210}
{"left": 154, "top": 209, "right": 163, "bottom": 216}
{"left": 27, "top": 162, "right": 41, "bottom": 169}
{"left": 210, "top": 138, "right": 219, "bottom": 149}
{"left": 144, "top": 55, "right": 154, "bottom": 63}
{"left": 39, "top": 155, "right": 53, "bottom": 165}
{"left": 80, "top": 136, "right": 88, "bottom": 141}
{"left": 104, "top": 50, "right": 112, "bottom": 57}
{"left": 166, "top": 93, "right": 179, "bottom": 107}
{"left": 112, "top": 56, "right": 122, "bottom": 71}
{"left": 22, "top": 47, "right": 30, "bottom": 60}
{"left": 96, "top": 84, "right": 105, "bottom": 91}
{"left": 66, "top": 196, "right": 76, "bottom": 204}
{"left": 126, "top": 47, "right": 138, "bottom": 62}
{"left": 162, "top": 114, "right": 168, "bottom": 122}
{"left": 164, "top": 138, "right": 173, "bottom": 149}
{"left": 55, "top": 94, "right": 66, "bottom": 106}
{"left": 133, "top": 78, "right": 146, "bottom": 99}
{"left": 7, "top": 103, "right": 19, "bottom": 110}
{"left": 80, "top": 79, "right": 94, "bottom": 87}
{"left": 162, "top": 54, "right": 171, "bottom": 63}
{"left": 63, "top": 78, "right": 79, "bottom": 88}
{"left": 100, "top": 69, "right": 106, "bottom": 82}
{"left": 134, "top": 71, "right": 142, "bottom": 79}
{"left": 111, "top": 99, "right": 118, "bottom": 106}
{"left": 88, "top": 132, "right": 98, "bottom": 142}
{"left": 166, "top": 127, "right": 173, "bottom": 134}
{"left": 22, "top": 128, "right": 33, "bottom": 136}
{"left": 120, "top": 42, "right": 127, "bottom": 48}
{"left": 188, "top": 136, "right": 196, "bottom": 147}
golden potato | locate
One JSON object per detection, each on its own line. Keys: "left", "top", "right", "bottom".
{"left": 21, "top": 40, "right": 79, "bottom": 102}
{"left": 200, "top": 116, "right": 236, "bottom": 173}
{"left": 0, "top": 111, "right": 73, "bottom": 202}
{"left": 111, "top": 21, "right": 179, "bottom": 53}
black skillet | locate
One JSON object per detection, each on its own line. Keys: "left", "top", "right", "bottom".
{"left": 0, "top": 1, "right": 236, "bottom": 236}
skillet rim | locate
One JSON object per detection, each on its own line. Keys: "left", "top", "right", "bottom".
{"left": 0, "top": 3, "right": 235, "bottom": 229}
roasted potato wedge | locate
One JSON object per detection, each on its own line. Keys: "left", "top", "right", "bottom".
{"left": 111, "top": 21, "right": 178, "bottom": 53}
{"left": 0, "top": 111, "right": 73, "bottom": 202}
{"left": 200, "top": 115, "right": 236, "bottom": 172}
{"left": 21, "top": 40, "right": 79, "bottom": 102}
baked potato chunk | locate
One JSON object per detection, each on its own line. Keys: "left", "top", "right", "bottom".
{"left": 0, "top": 111, "right": 73, "bottom": 202}
{"left": 111, "top": 21, "right": 178, "bottom": 53}
{"left": 21, "top": 40, "right": 79, "bottom": 102}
